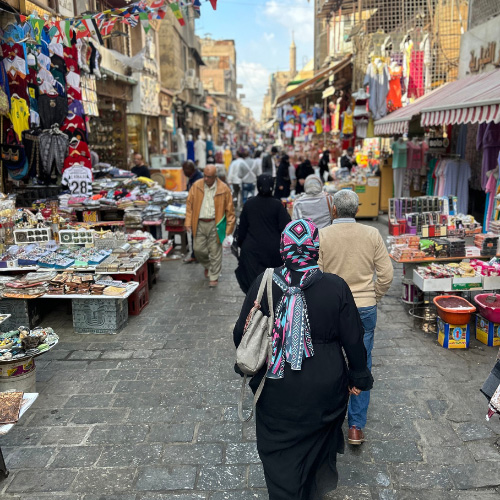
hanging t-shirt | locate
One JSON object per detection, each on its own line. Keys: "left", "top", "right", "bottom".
{"left": 284, "top": 122, "right": 294, "bottom": 139}
{"left": 37, "top": 67, "right": 57, "bottom": 95}
{"left": 391, "top": 141, "right": 408, "bottom": 169}
{"left": 63, "top": 153, "right": 92, "bottom": 171}
{"left": 61, "top": 164, "right": 92, "bottom": 195}
{"left": 4, "top": 56, "right": 27, "bottom": 78}
{"left": 9, "top": 96, "right": 29, "bottom": 140}
{"left": 407, "top": 141, "right": 422, "bottom": 169}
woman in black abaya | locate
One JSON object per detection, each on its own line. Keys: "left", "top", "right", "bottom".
{"left": 235, "top": 174, "right": 290, "bottom": 294}
{"left": 233, "top": 219, "right": 373, "bottom": 500}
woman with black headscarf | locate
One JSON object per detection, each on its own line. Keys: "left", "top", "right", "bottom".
{"left": 295, "top": 159, "right": 315, "bottom": 194}
{"left": 274, "top": 154, "right": 292, "bottom": 198}
{"left": 234, "top": 219, "right": 373, "bottom": 499}
{"left": 318, "top": 150, "right": 332, "bottom": 181}
{"left": 235, "top": 174, "right": 291, "bottom": 293}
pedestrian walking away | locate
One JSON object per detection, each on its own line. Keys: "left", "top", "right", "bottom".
{"left": 235, "top": 174, "right": 290, "bottom": 293}
{"left": 292, "top": 174, "right": 334, "bottom": 229}
{"left": 274, "top": 154, "right": 292, "bottom": 198}
{"left": 185, "top": 165, "right": 235, "bottom": 287}
{"left": 182, "top": 160, "right": 204, "bottom": 263}
{"left": 318, "top": 189, "right": 393, "bottom": 445}
{"left": 238, "top": 148, "right": 261, "bottom": 204}
{"left": 262, "top": 146, "right": 278, "bottom": 180}
{"left": 295, "top": 159, "right": 314, "bottom": 194}
{"left": 227, "top": 148, "right": 246, "bottom": 210}
{"left": 234, "top": 219, "right": 373, "bottom": 500}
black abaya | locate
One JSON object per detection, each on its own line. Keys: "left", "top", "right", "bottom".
{"left": 233, "top": 270, "right": 373, "bottom": 500}
{"left": 234, "top": 196, "right": 291, "bottom": 293}
{"left": 296, "top": 162, "right": 315, "bottom": 194}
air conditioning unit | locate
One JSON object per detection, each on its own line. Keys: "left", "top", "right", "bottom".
{"left": 195, "top": 80, "right": 204, "bottom": 96}
{"left": 185, "top": 76, "right": 196, "bottom": 89}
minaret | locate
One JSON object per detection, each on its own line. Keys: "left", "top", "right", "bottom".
{"left": 290, "top": 32, "right": 297, "bottom": 78}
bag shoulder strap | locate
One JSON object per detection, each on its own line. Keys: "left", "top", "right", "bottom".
{"left": 254, "top": 268, "right": 270, "bottom": 307}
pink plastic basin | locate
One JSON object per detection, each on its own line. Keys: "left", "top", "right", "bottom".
{"left": 474, "top": 294, "right": 500, "bottom": 323}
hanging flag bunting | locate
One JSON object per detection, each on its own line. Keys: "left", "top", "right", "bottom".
{"left": 54, "top": 20, "right": 72, "bottom": 47}
{"left": 122, "top": 12, "right": 139, "bottom": 27}
{"left": 73, "top": 20, "right": 91, "bottom": 39}
{"left": 169, "top": 2, "right": 185, "bottom": 26}
{"left": 193, "top": 0, "right": 201, "bottom": 16}
{"left": 209, "top": 0, "right": 217, "bottom": 10}
{"left": 156, "top": 8, "right": 167, "bottom": 19}
{"left": 81, "top": 17, "right": 104, "bottom": 44}
{"left": 150, "top": 0, "right": 165, "bottom": 9}
{"left": 29, "top": 18, "right": 44, "bottom": 43}
{"left": 99, "top": 17, "right": 117, "bottom": 37}
{"left": 19, "top": 15, "right": 27, "bottom": 23}
{"left": 139, "top": 12, "right": 151, "bottom": 33}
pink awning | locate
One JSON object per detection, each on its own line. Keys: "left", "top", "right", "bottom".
{"left": 374, "top": 69, "right": 500, "bottom": 135}
{"left": 421, "top": 69, "right": 500, "bottom": 127}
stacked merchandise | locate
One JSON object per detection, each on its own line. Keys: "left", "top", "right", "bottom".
{"left": 47, "top": 273, "right": 94, "bottom": 295}
{"left": 475, "top": 234, "right": 499, "bottom": 257}
{"left": 141, "top": 205, "right": 163, "bottom": 223}
{"left": 0, "top": 326, "right": 58, "bottom": 361}
{"left": 446, "top": 238, "right": 466, "bottom": 258}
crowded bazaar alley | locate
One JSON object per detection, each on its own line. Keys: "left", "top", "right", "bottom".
{"left": 0, "top": 223, "right": 500, "bottom": 499}
{"left": 1, "top": 0, "right": 500, "bottom": 499}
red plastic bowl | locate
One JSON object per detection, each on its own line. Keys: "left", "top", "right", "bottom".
{"left": 474, "top": 294, "right": 500, "bottom": 323}
{"left": 433, "top": 295, "right": 476, "bottom": 324}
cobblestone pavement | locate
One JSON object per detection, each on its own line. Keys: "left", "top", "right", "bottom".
{"left": 1, "top": 219, "right": 500, "bottom": 499}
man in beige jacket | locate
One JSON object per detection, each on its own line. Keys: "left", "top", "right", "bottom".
{"left": 185, "top": 165, "right": 235, "bottom": 287}
{"left": 318, "top": 189, "right": 393, "bottom": 445}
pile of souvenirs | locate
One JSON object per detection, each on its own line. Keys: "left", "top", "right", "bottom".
{"left": 0, "top": 270, "right": 133, "bottom": 298}
{"left": 416, "top": 261, "right": 477, "bottom": 280}
{"left": 0, "top": 326, "right": 58, "bottom": 361}
{"left": 389, "top": 234, "right": 481, "bottom": 261}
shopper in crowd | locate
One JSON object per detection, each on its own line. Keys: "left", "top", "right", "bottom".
{"left": 185, "top": 165, "right": 235, "bottom": 287}
{"left": 318, "top": 149, "right": 332, "bottom": 182}
{"left": 234, "top": 174, "right": 290, "bottom": 293}
{"left": 340, "top": 147, "right": 357, "bottom": 172}
{"left": 234, "top": 218, "right": 373, "bottom": 500}
{"left": 318, "top": 189, "right": 393, "bottom": 446}
{"left": 207, "top": 150, "right": 216, "bottom": 165}
{"left": 262, "top": 146, "right": 279, "bottom": 179}
{"left": 182, "top": 160, "right": 204, "bottom": 264}
{"left": 295, "top": 159, "right": 314, "bottom": 194}
{"left": 292, "top": 174, "right": 333, "bottom": 229}
{"left": 274, "top": 154, "right": 292, "bottom": 198}
{"left": 238, "top": 148, "right": 261, "bottom": 204}
{"left": 227, "top": 148, "right": 246, "bottom": 210}
{"left": 131, "top": 153, "right": 151, "bottom": 178}
{"left": 183, "top": 160, "right": 203, "bottom": 191}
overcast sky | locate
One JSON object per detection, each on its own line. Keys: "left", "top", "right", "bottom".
{"left": 195, "top": 0, "right": 314, "bottom": 120}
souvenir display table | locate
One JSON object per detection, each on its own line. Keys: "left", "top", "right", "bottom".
{"left": 0, "top": 393, "right": 39, "bottom": 478}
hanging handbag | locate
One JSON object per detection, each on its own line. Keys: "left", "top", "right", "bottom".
{"left": 2, "top": 128, "right": 28, "bottom": 180}
{"left": 236, "top": 268, "right": 274, "bottom": 422}
{"left": 0, "top": 88, "right": 9, "bottom": 116}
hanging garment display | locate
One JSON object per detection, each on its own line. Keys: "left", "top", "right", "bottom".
{"left": 39, "top": 129, "right": 69, "bottom": 176}
{"left": 363, "top": 61, "right": 390, "bottom": 120}
{"left": 387, "top": 64, "right": 403, "bottom": 112}
{"left": 342, "top": 109, "right": 354, "bottom": 135}
{"left": 408, "top": 50, "right": 424, "bottom": 99}
{"left": 477, "top": 122, "right": 500, "bottom": 190}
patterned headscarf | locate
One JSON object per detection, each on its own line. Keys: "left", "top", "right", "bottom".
{"left": 267, "top": 219, "right": 323, "bottom": 379}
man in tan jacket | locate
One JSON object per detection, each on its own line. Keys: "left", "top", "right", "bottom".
{"left": 318, "top": 189, "right": 393, "bottom": 445}
{"left": 185, "top": 165, "right": 235, "bottom": 287}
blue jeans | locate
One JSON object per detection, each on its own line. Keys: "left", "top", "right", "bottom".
{"left": 348, "top": 304, "right": 377, "bottom": 429}
{"left": 242, "top": 183, "right": 255, "bottom": 204}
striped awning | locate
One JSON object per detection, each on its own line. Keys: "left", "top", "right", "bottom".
{"left": 421, "top": 69, "right": 500, "bottom": 127}
{"left": 373, "top": 83, "right": 453, "bottom": 136}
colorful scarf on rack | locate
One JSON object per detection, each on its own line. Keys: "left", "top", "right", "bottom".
{"left": 267, "top": 219, "right": 323, "bottom": 379}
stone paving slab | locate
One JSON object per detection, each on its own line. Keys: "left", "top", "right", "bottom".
{"left": 1, "top": 219, "right": 500, "bottom": 499}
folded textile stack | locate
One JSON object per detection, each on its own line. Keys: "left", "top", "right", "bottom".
{"left": 123, "top": 207, "right": 144, "bottom": 228}
{"left": 142, "top": 205, "right": 163, "bottom": 222}
{"left": 164, "top": 204, "right": 186, "bottom": 219}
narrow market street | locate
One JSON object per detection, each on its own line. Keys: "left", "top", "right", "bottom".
{"left": 0, "top": 219, "right": 498, "bottom": 499}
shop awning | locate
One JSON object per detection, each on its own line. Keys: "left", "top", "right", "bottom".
{"left": 186, "top": 103, "right": 210, "bottom": 113}
{"left": 264, "top": 119, "right": 275, "bottom": 131}
{"left": 420, "top": 69, "right": 500, "bottom": 127}
{"left": 276, "top": 55, "right": 352, "bottom": 105}
{"left": 373, "top": 83, "right": 455, "bottom": 136}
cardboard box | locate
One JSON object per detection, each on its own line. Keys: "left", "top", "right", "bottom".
{"left": 437, "top": 318, "right": 470, "bottom": 349}
{"left": 413, "top": 270, "right": 452, "bottom": 292}
{"left": 452, "top": 276, "right": 483, "bottom": 291}
{"left": 475, "top": 315, "right": 500, "bottom": 347}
